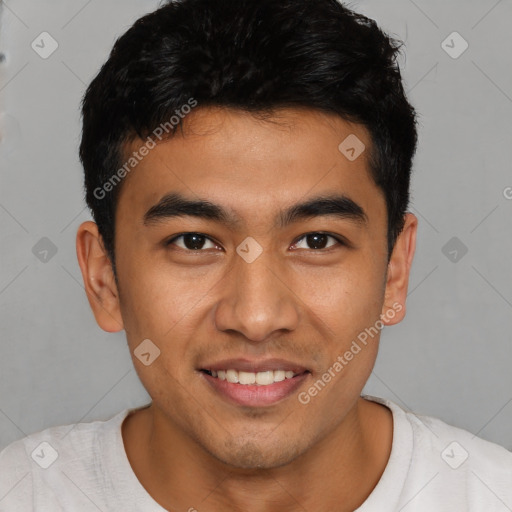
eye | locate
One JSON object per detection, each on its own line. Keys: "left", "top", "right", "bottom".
{"left": 291, "top": 232, "right": 344, "bottom": 251}
{"left": 166, "top": 233, "right": 220, "bottom": 251}
{"left": 165, "top": 231, "right": 346, "bottom": 253}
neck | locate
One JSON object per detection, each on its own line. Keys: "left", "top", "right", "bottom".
{"left": 122, "top": 397, "right": 392, "bottom": 512}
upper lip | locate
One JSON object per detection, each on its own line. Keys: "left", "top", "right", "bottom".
{"left": 200, "top": 358, "right": 309, "bottom": 374}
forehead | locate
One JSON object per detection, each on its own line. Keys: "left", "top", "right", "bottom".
{"left": 116, "top": 107, "right": 385, "bottom": 228}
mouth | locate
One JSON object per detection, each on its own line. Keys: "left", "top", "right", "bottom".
{"left": 199, "top": 359, "right": 311, "bottom": 407}
{"left": 201, "top": 368, "right": 304, "bottom": 385}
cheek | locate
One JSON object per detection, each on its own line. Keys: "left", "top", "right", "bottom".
{"left": 116, "top": 257, "right": 223, "bottom": 384}
{"left": 294, "top": 263, "right": 385, "bottom": 405}
{"left": 117, "top": 252, "right": 203, "bottom": 334}
{"left": 295, "top": 259, "right": 385, "bottom": 335}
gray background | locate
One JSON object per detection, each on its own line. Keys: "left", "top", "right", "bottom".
{"left": 0, "top": 0, "right": 511, "bottom": 453}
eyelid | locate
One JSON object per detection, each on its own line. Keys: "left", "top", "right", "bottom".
{"left": 292, "top": 232, "right": 347, "bottom": 250}
{"left": 165, "top": 231, "right": 348, "bottom": 251}
{"left": 165, "top": 232, "right": 222, "bottom": 249}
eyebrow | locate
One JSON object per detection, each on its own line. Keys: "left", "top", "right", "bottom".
{"left": 143, "top": 192, "right": 368, "bottom": 229}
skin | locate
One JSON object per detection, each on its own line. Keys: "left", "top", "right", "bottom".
{"left": 76, "top": 106, "right": 417, "bottom": 512}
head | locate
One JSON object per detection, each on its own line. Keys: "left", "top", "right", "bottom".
{"left": 77, "top": 0, "right": 418, "bottom": 469}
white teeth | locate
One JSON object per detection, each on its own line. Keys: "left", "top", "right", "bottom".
{"left": 255, "top": 371, "right": 274, "bottom": 385}
{"left": 238, "top": 371, "right": 256, "bottom": 385}
{"left": 209, "top": 369, "right": 300, "bottom": 386}
{"left": 273, "top": 370, "right": 285, "bottom": 382}
{"left": 226, "top": 369, "right": 239, "bottom": 384}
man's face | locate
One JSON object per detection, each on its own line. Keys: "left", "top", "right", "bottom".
{"left": 110, "top": 107, "right": 394, "bottom": 468}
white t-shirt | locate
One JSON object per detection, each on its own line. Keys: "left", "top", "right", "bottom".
{"left": 1, "top": 395, "right": 511, "bottom": 511}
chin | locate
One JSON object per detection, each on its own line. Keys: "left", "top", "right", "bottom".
{"left": 211, "top": 437, "right": 305, "bottom": 470}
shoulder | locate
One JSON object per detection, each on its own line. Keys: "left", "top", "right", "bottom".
{"left": 367, "top": 394, "right": 512, "bottom": 470}
{"left": 364, "top": 395, "right": 512, "bottom": 510}
{"left": 0, "top": 409, "right": 131, "bottom": 511}
{"left": 0, "top": 436, "right": 34, "bottom": 511}
{"left": 406, "top": 406, "right": 512, "bottom": 471}
{"left": 408, "top": 403, "right": 512, "bottom": 504}
{"left": 408, "top": 407, "right": 512, "bottom": 507}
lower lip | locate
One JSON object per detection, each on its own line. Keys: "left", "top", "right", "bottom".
{"left": 201, "top": 371, "right": 310, "bottom": 407}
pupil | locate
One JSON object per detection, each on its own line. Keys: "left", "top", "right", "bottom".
{"left": 184, "top": 234, "right": 205, "bottom": 250}
{"left": 307, "top": 233, "right": 327, "bottom": 249}
{"left": 181, "top": 234, "right": 329, "bottom": 251}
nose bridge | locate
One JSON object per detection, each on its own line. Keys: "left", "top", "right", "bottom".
{"left": 214, "top": 241, "right": 300, "bottom": 341}
{"left": 236, "top": 246, "right": 280, "bottom": 306}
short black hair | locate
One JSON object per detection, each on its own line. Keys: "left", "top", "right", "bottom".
{"left": 79, "top": 0, "right": 417, "bottom": 271}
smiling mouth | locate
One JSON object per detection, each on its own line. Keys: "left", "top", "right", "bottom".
{"left": 201, "top": 369, "right": 309, "bottom": 386}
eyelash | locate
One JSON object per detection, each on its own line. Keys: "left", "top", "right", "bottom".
{"left": 165, "top": 232, "right": 347, "bottom": 253}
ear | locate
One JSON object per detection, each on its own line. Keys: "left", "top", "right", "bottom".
{"left": 381, "top": 213, "right": 417, "bottom": 326}
{"left": 76, "top": 221, "right": 124, "bottom": 332}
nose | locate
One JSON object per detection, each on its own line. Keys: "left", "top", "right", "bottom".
{"left": 214, "top": 246, "right": 300, "bottom": 343}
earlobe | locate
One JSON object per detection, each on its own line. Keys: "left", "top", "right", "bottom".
{"left": 381, "top": 213, "right": 418, "bottom": 326}
{"left": 76, "top": 221, "right": 124, "bottom": 332}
